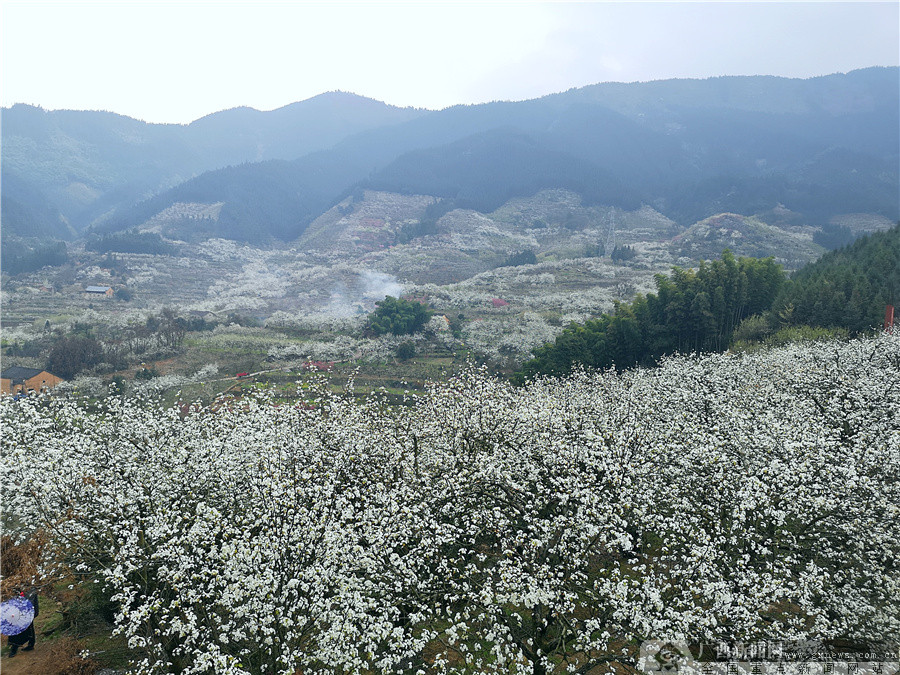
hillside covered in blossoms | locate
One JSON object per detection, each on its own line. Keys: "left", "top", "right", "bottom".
{"left": 2, "top": 333, "right": 898, "bottom": 673}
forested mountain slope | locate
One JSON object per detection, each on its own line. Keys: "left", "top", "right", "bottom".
{"left": 102, "top": 67, "right": 898, "bottom": 244}
{"left": 773, "top": 224, "right": 900, "bottom": 332}
{"left": 3, "top": 68, "right": 897, "bottom": 251}
{"left": 1, "top": 93, "right": 424, "bottom": 233}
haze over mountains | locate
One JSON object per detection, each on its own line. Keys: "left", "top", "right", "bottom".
{"left": 2, "top": 67, "right": 897, "bottom": 251}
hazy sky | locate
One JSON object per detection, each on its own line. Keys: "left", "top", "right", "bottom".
{"left": 1, "top": 1, "right": 897, "bottom": 124}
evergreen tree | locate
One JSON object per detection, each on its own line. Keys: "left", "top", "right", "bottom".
{"left": 364, "top": 296, "right": 433, "bottom": 336}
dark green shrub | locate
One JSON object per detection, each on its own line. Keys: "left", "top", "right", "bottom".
{"left": 396, "top": 341, "right": 416, "bottom": 361}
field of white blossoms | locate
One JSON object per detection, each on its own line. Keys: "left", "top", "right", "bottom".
{"left": 2, "top": 333, "right": 898, "bottom": 674}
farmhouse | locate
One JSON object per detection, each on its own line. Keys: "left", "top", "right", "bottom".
{"left": 85, "top": 285, "right": 114, "bottom": 297}
{"left": 1, "top": 367, "right": 64, "bottom": 396}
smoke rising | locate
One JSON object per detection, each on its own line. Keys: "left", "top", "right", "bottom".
{"left": 324, "top": 270, "right": 404, "bottom": 317}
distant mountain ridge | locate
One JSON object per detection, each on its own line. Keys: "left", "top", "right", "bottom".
{"left": 1, "top": 93, "right": 424, "bottom": 234}
{"left": 2, "top": 67, "right": 897, "bottom": 248}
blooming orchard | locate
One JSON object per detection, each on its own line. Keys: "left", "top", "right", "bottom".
{"left": 2, "top": 334, "right": 898, "bottom": 674}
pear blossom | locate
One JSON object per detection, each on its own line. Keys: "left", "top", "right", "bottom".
{"left": 2, "top": 334, "right": 897, "bottom": 673}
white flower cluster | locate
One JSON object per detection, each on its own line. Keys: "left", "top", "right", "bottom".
{"left": 206, "top": 262, "right": 292, "bottom": 301}
{"left": 405, "top": 257, "right": 661, "bottom": 316}
{"left": 195, "top": 238, "right": 258, "bottom": 263}
{"left": 2, "top": 334, "right": 898, "bottom": 674}
{"left": 462, "top": 312, "right": 563, "bottom": 366}
{"left": 52, "top": 374, "right": 108, "bottom": 398}
{"left": 129, "top": 372, "right": 190, "bottom": 396}
{"left": 266, "top": 332, "right": 430, "bottom": 364}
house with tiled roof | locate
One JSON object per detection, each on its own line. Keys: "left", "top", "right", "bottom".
{"left": 1, "top": 367, "right": 64, "bottom": 396}
{"left": 85, "top": 285, "right": 114, "bottom": 297}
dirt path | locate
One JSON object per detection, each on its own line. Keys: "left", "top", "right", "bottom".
{"left": 0, "top": 644, "right": 57, "bottom": 674}
{"left": 0, "top": 610, "right": 109, "bottom": 675}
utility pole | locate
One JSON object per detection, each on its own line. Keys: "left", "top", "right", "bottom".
{"left": 604, "top": 211, "right": 616, "bottom": 258}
